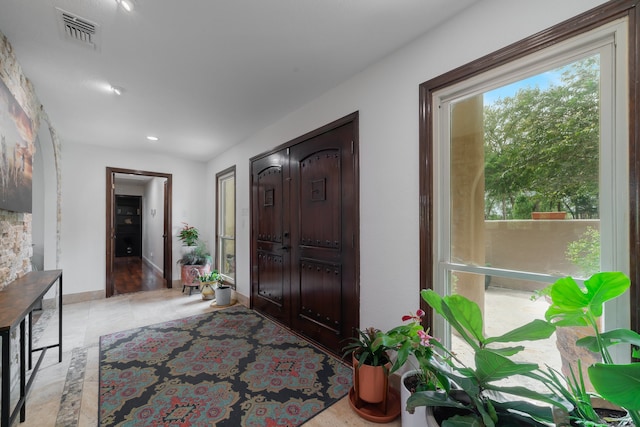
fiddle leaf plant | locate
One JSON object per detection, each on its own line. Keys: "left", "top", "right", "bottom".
{"left": 406, "top": 290, "right": 568, "bottom": 427}
{"left": 544, "top": 271, "right": 640, "bottom": 425}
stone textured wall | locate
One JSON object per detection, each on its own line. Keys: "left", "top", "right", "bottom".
{"left": 0, "top": 30, "right": 59, "bottom": 403}
{"left": 0, "top": 211, "right": 32, "bottom": 286}
{"left": 0, "top": 31, "right": 42, "bottom": 289}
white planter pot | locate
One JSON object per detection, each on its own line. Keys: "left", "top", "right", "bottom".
{"left": 401, "top": 369, "right": 427, "bottom": 427}
{"left": 425, "top": 406, "right": 439, "bottom": 427}
{"left": 215, "top": 285, "right": 232, "bottom": 306}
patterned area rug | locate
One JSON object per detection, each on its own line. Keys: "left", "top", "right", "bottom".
{"left": 99, "top": 305, "right": 352, "bottom": 426}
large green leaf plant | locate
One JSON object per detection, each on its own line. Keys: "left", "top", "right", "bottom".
{"left": 406, "top": 290, "right": 569, "bottom": 427}
{"left": 544, "top": 271, "right": 640, "bottom": 426}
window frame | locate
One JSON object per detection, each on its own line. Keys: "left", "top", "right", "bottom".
{"left": 216, "top": 166, "right": 236, "bottom": 286}
{"left": 419, "top": 1, "right": 640, "bottom": 343}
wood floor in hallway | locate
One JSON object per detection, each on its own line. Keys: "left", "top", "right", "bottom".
{"left": 113, "top": 256, "right": 166, "bottom": 295}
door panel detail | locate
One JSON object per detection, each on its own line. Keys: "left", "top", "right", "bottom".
{"left": 257, "top": 252, "right": 284, "bottom": 305}
{"left": 257, "top": 167, "right": 282, "bottom": 243}
{"left": 298, "top": 260, "right": 342, "bottom": 335}
{"left": 299, "top": 150, "right": 341, "bottom": 249}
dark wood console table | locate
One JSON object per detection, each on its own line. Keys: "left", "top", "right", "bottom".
{"left": 0, "top": 270, "right": 62, "bottom": 427}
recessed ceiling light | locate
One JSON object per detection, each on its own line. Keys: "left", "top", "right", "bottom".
{"left": 110, "top": 85, "right": 124, "bottom": 95}
{"left": 147, "top": 136, "right": 159, "bottom": 141}
{"left": 115, "top": 0, "right": 134, "bottom": 12}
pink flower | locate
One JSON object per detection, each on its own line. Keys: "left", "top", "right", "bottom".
{"left": 402, "top": 309, "right": 426, "bottom": 323}
{"left": 417, "top": 330, "right": 433, "bottom": 346}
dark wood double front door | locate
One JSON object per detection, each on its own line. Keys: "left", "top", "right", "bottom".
{"left": 250, "top": 114, "right": 359, "bottom": 356}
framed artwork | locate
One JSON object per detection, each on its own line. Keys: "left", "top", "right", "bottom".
{"left": 0, "top": 78, "right": 34, "bottom": 213}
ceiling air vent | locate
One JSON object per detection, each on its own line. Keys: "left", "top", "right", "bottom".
{"left": 56, "top": 8, "right": 100, "bottom": 50}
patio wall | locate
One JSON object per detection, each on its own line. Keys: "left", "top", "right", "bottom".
{"left": 484, "top": 219, "right": 599, "bottom": 291}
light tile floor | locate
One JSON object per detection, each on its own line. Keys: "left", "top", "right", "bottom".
{"left": 15, "top": 287, "right": 399, "bottom": 427}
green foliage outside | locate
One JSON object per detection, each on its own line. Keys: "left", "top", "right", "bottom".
{"left": 565, "top": 226, "right": 600, "bottom": 277}
{"left": 483, "top": 56, "right": 600, "bottom": 220}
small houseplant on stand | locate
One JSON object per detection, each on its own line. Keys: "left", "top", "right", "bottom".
{"left": 177, "top": 241, "right": 211, "bottom": 294}
{"left": 178, "top": 222, "right": 199, "bottom": 255}
{"left": 196, "top": 269, "right": 221, "bottom": 300}
{"left": 342, "top": 327, "right": 401, "bottom": 422}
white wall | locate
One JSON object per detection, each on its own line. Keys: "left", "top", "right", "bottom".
{"left": 32, "top": 121, "right": 58, "bottom": 272}
{"left": 142, "top": 177, "right": 166, "bottom": 273}
{"left": 205, "top": 0, "right": 608, "bottom": 331}
{"left": 61, "top": 142, "right": 207, "bottom": 295}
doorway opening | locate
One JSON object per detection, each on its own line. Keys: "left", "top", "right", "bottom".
{"left": 105, "top": 167, "right": 172, "bottom": 297}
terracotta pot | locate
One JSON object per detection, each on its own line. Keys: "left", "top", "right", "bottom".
{"left": 181, "top": 264, "right": 210, "bottom": 286}
{"left": 352, "top": 353, "right": 390, "bottom": 404}
{"left": 531, "top": 211, "right": 566, "bottom": 220}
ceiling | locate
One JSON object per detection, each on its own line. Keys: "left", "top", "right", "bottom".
{"left": 0, "top": 0, "right": 479, "bottom": 161}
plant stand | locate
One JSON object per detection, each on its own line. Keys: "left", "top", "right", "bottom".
{"left": 182, "top": 283, "right": 200, "bottom": 295}
{"left": 348, "top": 360, "right": 401, "bottom": 422}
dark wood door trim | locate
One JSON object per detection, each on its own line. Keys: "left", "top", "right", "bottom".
{"left": 249, "top": 112, "right": 359, "bottom": 163}
{"left": 105, "top": 167, "right": 173, "bottom": 297}
{"left": 418, "top": 1, "right": 640, "bottom": 334}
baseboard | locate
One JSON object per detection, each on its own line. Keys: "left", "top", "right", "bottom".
{"left": 234, "top": 290, "right": 249, "bottom": 307}
{"left": 42, "top": 290, "right": 104, "bottom": 307}
{"left": 142, "top": 256, "right": 163, "bottom": 275}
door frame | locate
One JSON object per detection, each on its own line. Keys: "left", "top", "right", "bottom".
{"left": 105, "top": 167, "right": 173, "bottom": 297}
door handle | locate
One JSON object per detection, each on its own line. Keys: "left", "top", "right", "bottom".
{"left": 282, "top": 246, "right": 290, "bottom": 251}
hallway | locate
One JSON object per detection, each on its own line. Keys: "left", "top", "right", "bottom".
{"left": 113, "top": 257, "right": 165, "bottom": 295}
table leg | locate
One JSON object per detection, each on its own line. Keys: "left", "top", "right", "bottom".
{"left": 1, "top": 331, "right": 9, "bottom": 427}
{"left": 19, "top": 319, "right": 26, "bottom": 422}
{"left": 28, "top": 311, "right": 33, "bottom": 370}
{"left": 58, "top": 275, "right": 63, "bottom": 362}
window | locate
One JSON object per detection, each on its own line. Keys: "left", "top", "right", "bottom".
{"left": 216, "top": 167, "right": 235, "bottom": 286}
{"left": 420, "top": 9, "right": 636, "bottom": 374}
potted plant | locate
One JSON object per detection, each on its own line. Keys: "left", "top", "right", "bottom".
{"left": 400, "top": 276, "right": 639, "bottom": 426}
{"left": 404, "top": 290, "right": 576, "bottom": 426}
{"left": 178, "top": 222, "right": 199, "bottom": 254}
{"left": 373, "top": 309, "right": 440, "bottom": 427}
{"left": 342, "top": 327, "right": 394, "bottom": 407}
{"left": 543, "top": 271, "right": 640, "bottom": 426}
{"left": 177, "top": 241, "right": 211, "bottom": 292}
{"left": 196, "top": 269, "right": 221, "bottom": 300}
